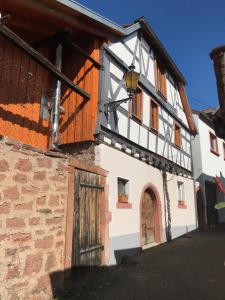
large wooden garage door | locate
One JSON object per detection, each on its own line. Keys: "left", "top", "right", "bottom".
{"left": 142, "top": 190, "right": 155, "bottom": 245}
{"left": 72, "top": 169, "right": 104, "bottom": 274}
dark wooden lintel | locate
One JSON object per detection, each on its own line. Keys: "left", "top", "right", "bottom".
{"left": 0, "top": 24, "right": 90, "bottom": 99}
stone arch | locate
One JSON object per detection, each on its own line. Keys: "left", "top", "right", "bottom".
{"left": 140, "top": 183, "right": 163, "bottom": 246}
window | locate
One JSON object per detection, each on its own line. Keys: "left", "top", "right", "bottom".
{"left": 117, "top": 178, "right": 129, "bottom": 203}
{"left": 174, "top": 124, "right": 181, "bottom": 148}
{"left": 156, "top": 58, "right": 167, "bottom": 99}
{"left": 209, "top": 132, "right": 219, "bottom": 156}
{"left": 177, "top": 181, "right": 186, "bottom": 208}
{"left": 117, "top": 178, "right": 132, "bottom": 209}
{"left": 150, "top": 100, "right": 159, "bottom": 132}
{"left": 131, "top": 88, "right": 142, "bottom": 120}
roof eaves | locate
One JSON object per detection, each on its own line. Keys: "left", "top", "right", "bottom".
{"left": 56, "top": 0, "right": 127, "bottom": 35}
{"left": 135, "top": 17, "right": 187, "bottom": 84}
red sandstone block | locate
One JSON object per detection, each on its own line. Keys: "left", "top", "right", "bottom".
{"left": 37, "top": 157, "right": 52, "bottom": 168}
{"left": 22, "top": 186, "right": 39, "bottom": 195}
{"left": 14, "top": 202, "right": 33, "bottom": 211}
{"left": 29, "top": 217, "right": 40, "bottom": 225}
{"left": 23, "top": 252, "right": 42, "bottom": 276}
{"left": 36, "top": 196, "right": 46, "bottom": 206}
{"left": 57, "top": 161, "right": 68, "bottom": 172}
{"left": 33, "top": 171, "right": 46, "bottom": 181}
{"left": 45, "top": 252, "right": 57, "bottom": 271}
{"left": 35, "top": 235, "right": 53, "bottom": 249}
{"left": 0, "top": 159, "right": 9, "bottom": 172}
{"left": 13, "top": 173, "right": 28, "bottom": 184}
{"left": 6, "top": 264, "right": 19, "bottom": 280}
{"left": 3, "top": 186, "right": 19, "bottom": 200}
{"left": 54, "top": 208, "right": 64, "bottom": 214}
{"left": 49, "top": 195, "right": 59, "bottom": 207}
{"left": 42, "top": 184, "right": 49, "bottom": 192}
{"left": 11, "top": 232, "right": 31, "bottom": 242}
{"left": 6, "top": 218, "right": 25, "bottom": 228}
{"left": 49, "top": 174, "right": 65, "bottom": 182}
{"left": 46, "top": 217, "right": 62, "bottom": 225}
{"left": 37, "top": 274, "right": 51, "bottom": 291}
{"left": 0, "top": 174, "right": 6, "bottom": 181}
{"left": 56, "top": 241, "right": 63, "bottom": 248}
{"left": 0, "top": 202, "right": 11, "bottom": 214}
{"left": 35, "top": 230, "right": 45, "bottom": 235}
{"left": 0, "top": 233, "right": 8, "bottom": 241}
{"left": 15, "top": 159, "right": 32, "bottom": 172}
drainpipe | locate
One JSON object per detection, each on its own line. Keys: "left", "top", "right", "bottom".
{"left": 162, "top": 169, "right": 172, "bottom": 242}
{"left": 52, "top": 43, "right": 62, "bottom": 148}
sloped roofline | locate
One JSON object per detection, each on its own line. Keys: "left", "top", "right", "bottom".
{"left": 57, "top": 1, "right": 186, "bottom": 83}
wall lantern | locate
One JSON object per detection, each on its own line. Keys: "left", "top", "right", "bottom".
{"left": 104, "top": 64, "right": 140, "bottom": 114}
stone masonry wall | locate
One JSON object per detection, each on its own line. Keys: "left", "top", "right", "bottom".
{"left": 0, "top": 138, "right": 69, "bottom": 300}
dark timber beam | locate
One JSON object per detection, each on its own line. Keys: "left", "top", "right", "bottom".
{"left": 33, "top": 29, "right": 102, "bottom": 69}
{"left": 0, "top": 24, "right": 90, "bottom": 99}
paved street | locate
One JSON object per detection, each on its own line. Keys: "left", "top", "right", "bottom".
{"left": 65, "top": 229, "right": 225, "bottom": 300}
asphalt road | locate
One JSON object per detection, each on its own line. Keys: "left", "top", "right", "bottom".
{"left": 65, "top": 229, "right": 225, "bottom": 300}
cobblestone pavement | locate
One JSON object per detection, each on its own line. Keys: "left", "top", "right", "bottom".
{"left": 65, "top": 229, "right": 225, "bottom": 300}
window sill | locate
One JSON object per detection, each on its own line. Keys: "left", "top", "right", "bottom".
{"left": 131, "top": 114, "right": 142, "bottom": 124}
{"left": 178, "top": 200, "right": 187, "bottom": 209}
{"left": 150, "top": 127, "right": 159, "bottom": 135}
{"left": 157, "top": 90, "right": 167, "bottom": 101}
{"left": 210, "top": 149, "right": 220, "bottom": 157}
{"left": 116, "top": 202, "right": 132, "bottom": 209}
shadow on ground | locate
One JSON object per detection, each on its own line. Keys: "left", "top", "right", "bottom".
{"left": 51, "top": 228, "right": 225, "bottom": 300}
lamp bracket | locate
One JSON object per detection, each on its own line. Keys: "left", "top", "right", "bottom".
{"left": 104, "top": 95, "right": 133, "bottom": 114}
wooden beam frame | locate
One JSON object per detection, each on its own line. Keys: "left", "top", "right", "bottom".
{"left": 0, "top": 24, "right": 90, "bottom": 99}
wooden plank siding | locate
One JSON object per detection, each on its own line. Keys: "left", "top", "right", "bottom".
{"left": 0, "top": 31, "right": 102, "bottom": 149}
{"left": 60, "top": 37, "right": 101, "bottom": 145}
{"left": 0, "top": 33, "right": 54, "bottom": 149}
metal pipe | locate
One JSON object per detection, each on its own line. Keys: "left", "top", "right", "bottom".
{"left": 52, "top": 43, "right": 62, "bottom": 147}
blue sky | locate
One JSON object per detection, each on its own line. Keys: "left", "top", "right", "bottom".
{"left": 76, "top": 0, "right": 225, "bottom": 110}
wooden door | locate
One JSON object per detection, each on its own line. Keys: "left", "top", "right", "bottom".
{"left": 205, "top": 182, "right": 218, "bottom": 228}
{"left": 142, "top": 190, "right": 155, "bottom": 245}
{"left": 72, "top": 169, "right": 104, "bottom": 275}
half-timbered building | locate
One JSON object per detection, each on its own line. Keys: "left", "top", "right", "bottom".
{"left": 0, "top": 1, "right": 198, "bottom": 297}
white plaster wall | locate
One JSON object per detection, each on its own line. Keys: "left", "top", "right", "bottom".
{"left": 198, "top": 118, "right": 225, "bottom": 177}
{"left": 95, "top": 144, "right": 197, "bottom": 264}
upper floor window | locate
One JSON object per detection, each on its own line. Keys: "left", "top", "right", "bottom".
{"left": 156, "top": 59, "right": 167, "bottom": 99}
{"left": 131, "top": 88, "right": 142, "bottom": 121}
{"left": 150, "top": 100, "right": 159, "bottom": 132}
{"left": 174, "top": 124, "right": 181, "bottom": 148}
{"left": 209, "top": 132, "right": 219, "bottom": 156}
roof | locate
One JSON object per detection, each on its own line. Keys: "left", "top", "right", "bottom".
{"left": 55, "top": 1, "right": 186, "bottom": 84}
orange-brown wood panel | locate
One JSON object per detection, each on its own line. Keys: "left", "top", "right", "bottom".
{"left": 59, "top": 37, "right": 101, "bottom": 145}
{"left": 0, "top": 34, "right": 53, "bottom": 149}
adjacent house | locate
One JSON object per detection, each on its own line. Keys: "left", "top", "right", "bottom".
{"left": 0, "top": 0, "right": 198, "bottom": 298}
{"left": 192, "top": 108, "right": 225, "bottom": 229}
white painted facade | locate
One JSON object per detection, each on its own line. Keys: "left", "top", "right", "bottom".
{"left": 95, "top": 144, "right": 197, "bottom": 265}
{"left": 96, "top": 26, "right": 197, "bottom": 265}
{"left": 192, "top": 113, "right": 225, "bottom": 224}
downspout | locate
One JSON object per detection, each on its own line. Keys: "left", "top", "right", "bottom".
{"left": 162, "top": 170, "right": 172, "bottom": 242}
{"left": 52, "top": 43, "right": 62, "bottom": 148}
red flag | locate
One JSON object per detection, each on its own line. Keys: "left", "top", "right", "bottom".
{"left": 215, "top": 176, "right": 225, "bottom": 194}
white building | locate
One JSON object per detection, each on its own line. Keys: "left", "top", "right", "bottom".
{"left": 192, "top": 109, "right": 225, "bottom": 229}
{"left": 94, "top": 17, "right": 198, "bottom": 265}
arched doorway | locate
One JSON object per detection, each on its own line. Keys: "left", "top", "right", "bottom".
{"left": 140, "top": 184, "right": 162, "bottom": 247}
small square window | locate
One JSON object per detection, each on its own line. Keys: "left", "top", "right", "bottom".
{"left": 209, "top": 132, "right": 219, "bottom": 155}
{"left": 117, "top": 177, "right": 129, "bottom": 203}
{"left": 174, "top": 124, "right": 181, "bottom": 148}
